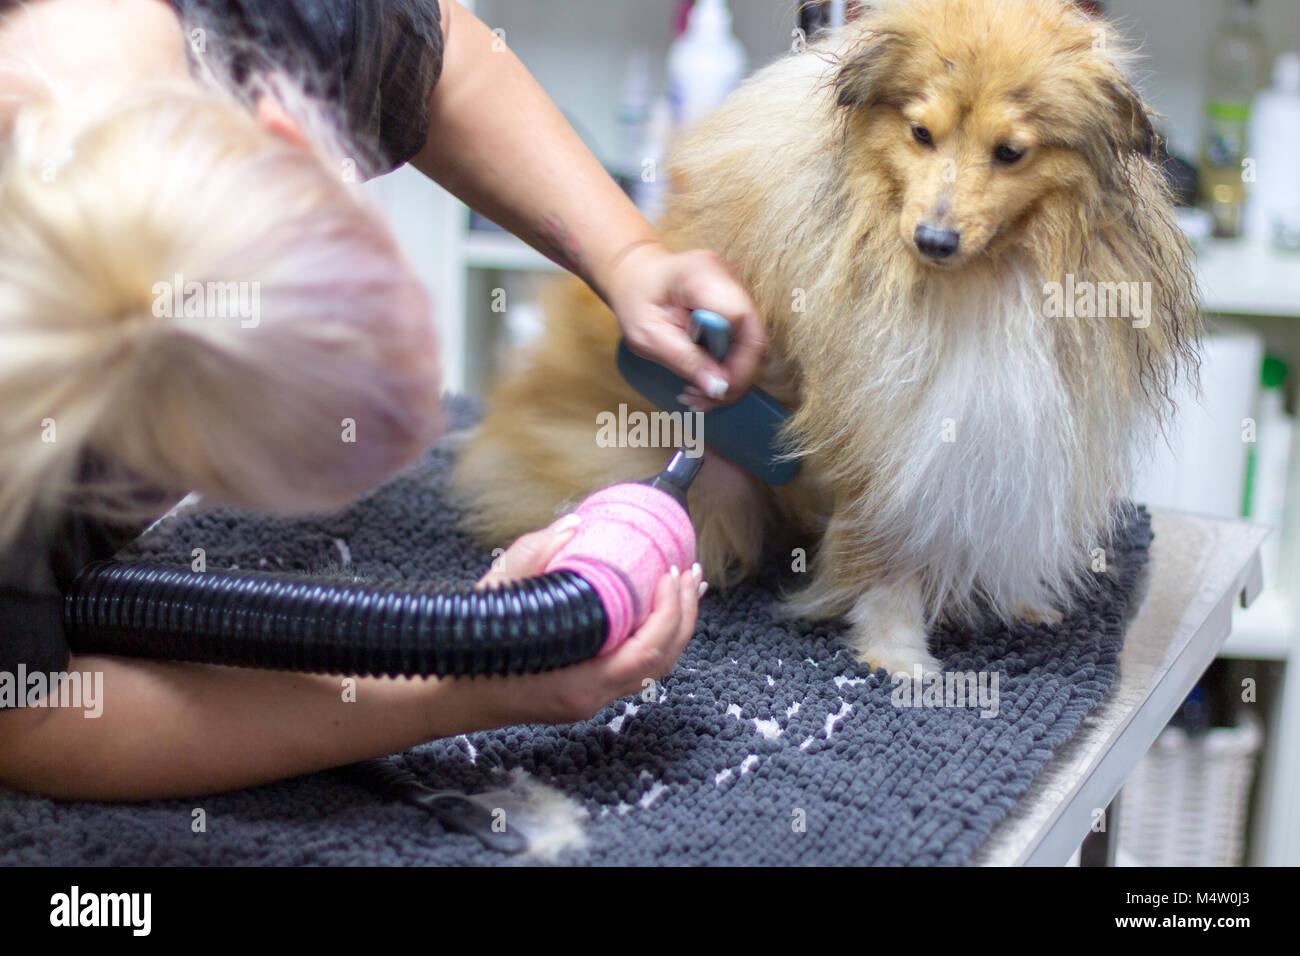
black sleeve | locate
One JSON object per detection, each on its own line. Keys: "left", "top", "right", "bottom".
{"left": 167, "top": 0, "right": 444, "bottom": 177}
{"left": 0, "top": 589, "right": 69, "bottom": 683}
{"left": 345, "top": 0, "right": 444, "bottom": 174}
{"left": 0, "top": 514, "right": 117, "bottom": 710}
{"left": 0, "top": 460, "right": 177, "bottom": 711}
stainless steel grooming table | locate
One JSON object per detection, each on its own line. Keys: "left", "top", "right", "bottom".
{"left": 969, "top": 509, "right": 1269, "bottom": 867}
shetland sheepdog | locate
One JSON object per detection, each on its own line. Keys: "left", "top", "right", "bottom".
{"left": 452, "top": 0, "right": 1200, "bottom": 673}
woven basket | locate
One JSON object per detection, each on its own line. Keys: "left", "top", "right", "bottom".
{"left": 1118, "top": 712, "right": 1262, "bottom": 867}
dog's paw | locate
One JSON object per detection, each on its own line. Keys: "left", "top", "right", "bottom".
{"left": 845, "top": 584, "right": 939, "bottom": 676}
{"left": 857, "top": 645, "right": 942, "bottom": 677}
{"left": 847, "top": 616, "right": 941, "bottom": 676}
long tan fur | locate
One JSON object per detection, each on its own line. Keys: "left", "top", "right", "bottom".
{"left": 453, "top": 0, "right": 1200, "bottom": 672}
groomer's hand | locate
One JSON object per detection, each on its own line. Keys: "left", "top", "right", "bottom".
{"left": 604, "top": 241, "right": 765, "bottom": 410}
{"left": 473, "top": 514, "right": 704, "bottom": 726}
{"left": 419, "top": 4, "right": 763, "bottom": 405}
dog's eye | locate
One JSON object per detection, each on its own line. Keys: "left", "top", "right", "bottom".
{"left": 912, "top": 125, "right": 933, "bottom": 146}
{"left": 993, "top": 144, "right": 1024, "bottom": 164}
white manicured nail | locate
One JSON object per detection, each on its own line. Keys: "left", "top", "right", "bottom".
{"left": 698, "top": 581, "right": 709, "bottom": 598}
{"left": 705, "top": 375, "right": 728, "bottom": 400}
{"left": 691, "top": 562, "right": 703, "bottom": 583}
{"left": 549, "top": 513, "right": 580, "bottom": 535}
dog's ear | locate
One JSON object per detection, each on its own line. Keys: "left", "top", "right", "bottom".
{"left": 1067, "top": 73, "right": 1158, "bottom": 199}
{"left": 1101, "top": 77, "right": 1156, "bottom": 160}
{"left": 835, "top": 32, "right": 909, "bottom": 110}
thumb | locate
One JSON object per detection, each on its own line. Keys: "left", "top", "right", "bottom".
{"left": 476, "top": 513, "right": 581, "bottom": 588}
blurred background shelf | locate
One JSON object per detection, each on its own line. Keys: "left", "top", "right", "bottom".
{"left": 1199, "top": 237, "right": 1300, "bottom": 317}
{"left": 464, "top": 229, "right": 564, "bottom": 273}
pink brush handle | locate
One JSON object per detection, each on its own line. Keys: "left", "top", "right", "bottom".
{"left": 544, "top": 483, "right": 696, "bottom": 654}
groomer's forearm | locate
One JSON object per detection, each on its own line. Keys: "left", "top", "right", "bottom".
{"left": 0, "top": 655, "right": 504, "bottom": 802}
{"left": 415, "top": 1, "right": 661, "bottom": 301}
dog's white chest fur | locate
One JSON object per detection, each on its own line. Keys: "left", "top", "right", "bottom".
{"left": 845, "top": 268, "right": 1092, "bottom": 621}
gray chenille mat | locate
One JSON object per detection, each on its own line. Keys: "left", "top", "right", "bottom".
{"left": 0, "top": 397, "right": 1151, "bottom": 866}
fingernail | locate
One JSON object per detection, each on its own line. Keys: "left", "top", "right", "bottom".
{"left": 705, "top": 375, "right": 728, "bottom": 400}
{"left": 697, "top": 581, "right": 709, "bottom": 598}
{"left": 670, "top": 565, "right": 680, "bottom": 581}
{"left": 549, "top": 513, "right": 580, "bottom": 535}
{"left": 691, "top": 562, "right": 703, "bottom": 583}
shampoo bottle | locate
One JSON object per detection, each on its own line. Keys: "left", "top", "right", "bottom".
{"left": 667, "top": 0, "right": 747, "bottom": 129}
{"left": 1200, "top": 0, "right": 1268, "bottom": 239}
{"left": 1246, "top": 52, "right": 1300, "bottom": 250}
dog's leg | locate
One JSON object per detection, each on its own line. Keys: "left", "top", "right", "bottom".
{"left": 690, "top": 454, "right": 767, "bottom": 587}
{"left": 845, "top": 577, "right": 940, "bottom": 676}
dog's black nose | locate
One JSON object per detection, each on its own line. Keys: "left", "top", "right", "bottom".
{"left": 913, "top": 225, "right": 960, "bottom": 259}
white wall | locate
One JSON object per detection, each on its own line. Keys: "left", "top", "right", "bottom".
{"left": 365, "top": 164, "right": 468, "bottom": 392}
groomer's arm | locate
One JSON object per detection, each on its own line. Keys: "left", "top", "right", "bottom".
{"left": 412, "top": 1, "right": 765, "bottom": 403}
{"left": 0, "top": 524, "right": 699, "bottom": 802}
{"left": 0, "top": 659, "right": 509, "bottom": 801}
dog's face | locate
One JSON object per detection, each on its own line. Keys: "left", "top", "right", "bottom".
{"left": 834, "top": 0, "right": 1155, "bottom": 270}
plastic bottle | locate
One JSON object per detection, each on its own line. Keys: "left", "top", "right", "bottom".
{"left": 1246, "top": 52, "right": 1300, "bottom": 250}
{"left": 1243, "top": 356, "right": 1294, "bottom": 588}
{"left": 1199, "top": 0, "right": 1268, "bottom": 239}
{"left": 615, "top": 49, "right": 653, "bottom": 196}
{"left": 674, "top": 0, "right": 694, "bottom": 37}
{"left": 667, "top": 0, "right": 747, "bottom": 129}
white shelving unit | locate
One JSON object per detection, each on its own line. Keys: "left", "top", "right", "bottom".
{"left": 1199, "top": 237, "right": 1300, "bottom": 318}
{"left": 463, "top": 230, "right": 562, "bottom": 273}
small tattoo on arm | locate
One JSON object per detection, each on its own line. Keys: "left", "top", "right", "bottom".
{"left": 538, "top": 213, "right": 583, "bottom": 274}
